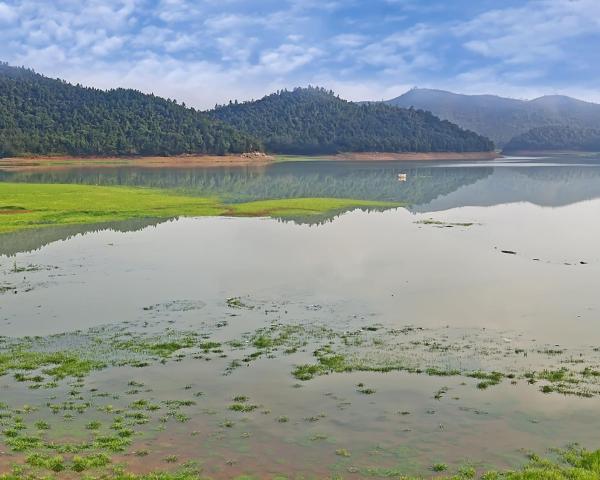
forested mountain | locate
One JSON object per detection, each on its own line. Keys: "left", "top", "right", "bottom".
{"left": 386, "top": 88, "right": 600, "bottom": 146}
{"left": 208, "top": 87, "right": 494, "bottom": 154}
{"left": 0, "top": 63, "right": 259, "bottom": 157}
{"left": 0, "top": 64, "right": 493, "bottom": 157}
{"left": 503, "top": 125, "right": 600, "bottom": 152}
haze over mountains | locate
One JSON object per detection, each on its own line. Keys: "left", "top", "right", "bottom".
{"left": 503, "top": 125, "right": 600, "bottom": 153}
{"left": 386, "top": 88, "right": 600, "bottom": 147}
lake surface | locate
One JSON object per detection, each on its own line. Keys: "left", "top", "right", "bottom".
{"left": 1, "top": 155, "right": 600, "bottom": 477}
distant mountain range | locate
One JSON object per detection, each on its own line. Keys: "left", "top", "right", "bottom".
{"left": 385, "top": 88, "right": 600, "bottom": 147}
{"left": 208, "top": 87, "right": 493, "bottom": 154}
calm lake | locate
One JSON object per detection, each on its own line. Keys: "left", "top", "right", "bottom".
{"left": 1, "top": 154, "right": 599, "bottom": 477}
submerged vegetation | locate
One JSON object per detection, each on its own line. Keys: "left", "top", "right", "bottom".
{"left": 0, "top": 182, "right": 400, "bottom": 234}
{"left": 1, "top": 294, "right": 600, "bottom": 477}
{"left": 1, "top": 298, "right": 599, "bottom": 396}
{"left": 1, "top": 436, "right": 600, "bottom": 480}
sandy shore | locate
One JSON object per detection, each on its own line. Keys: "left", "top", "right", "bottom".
{"left": 0, "top": 153, "right": 275, "bottom": 172}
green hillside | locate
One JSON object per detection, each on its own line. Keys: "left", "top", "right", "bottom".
{"left": 0, "top": 63, "right": 259, "bottom": 157}
{"left": 209, "top": 87, "right": 494, "bottom": 154}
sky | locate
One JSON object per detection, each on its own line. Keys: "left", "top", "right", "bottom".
{"left": 1, "top": 0, "right": 599, "bottom": 109}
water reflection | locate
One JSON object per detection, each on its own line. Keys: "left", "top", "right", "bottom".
{"left": 2, "top": 156, "right": 600, "bottom": 255}
{"left": 0, "top": 218, "right": 165, "bottom": 256}
{"left": 2, "top": 157, "right": 600, "bottom": 211}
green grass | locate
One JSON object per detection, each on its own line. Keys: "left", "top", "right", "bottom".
{"left": 0, "top": 182, "right": 401, "bottom": 234}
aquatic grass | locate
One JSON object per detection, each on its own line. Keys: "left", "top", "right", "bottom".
{"left": 25, "top": 453, "right": 65, "bottom": 472}
{"left": 115, "top": 337, "right": 197, "bottom": 358}
{"left": 426, "top": 368, "right": 461, "bottom": 377}
{"left": 5, "top": 435, "right": 43, "bottom": 451}
{"left": 229, "top": 403, "right": 258, "bottom": 413}
{"left": 335, "top": 448, "right": 351, "bottom": 457}
{"left": 226, "top": 298, "right": 254, "bottom": 310}
{"left": 0, "top": 350, "right": 105, "bottom": 382}
{"left": 86, "top": 421, "right": 102, "bottom": 430}
{"left": 292, "top": 364, "right": 322, "bottom": 381}
{"left": 467, "top": 371, "right": 504, "bottom": 389}
{"left": 93, "top": 434, "right": 132, "bottom": 452}
{"left": 34, "top": 421, "right": 50, "bottom": 430}
{"left": 537, "top": 368, "right": 568, "bottom": 382}
{"left": 72, "top": 453, "right": 111, "bottom": 472}
{"left": 416, "top": 219, "right": 476, "bottom": 227}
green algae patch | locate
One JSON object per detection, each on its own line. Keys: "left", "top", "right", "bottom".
{"left": 0, "top": 182, "right": 401, "bottom": 234}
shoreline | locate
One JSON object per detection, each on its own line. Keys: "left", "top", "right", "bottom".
{"left": 0, "top": 153, "right": 275, "bottom": 172}
{"left": 501, "top": 149, "right": 600, "bottom": 156}
{"left": 0, "top": 151, "right": 500, "bottom": 172}
{"left": 324, "top": 151, "right": 500, "bottom": 161}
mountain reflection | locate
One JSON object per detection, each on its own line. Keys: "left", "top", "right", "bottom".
{"left": 2, "top": 157, "right": 600, "bottom": 255}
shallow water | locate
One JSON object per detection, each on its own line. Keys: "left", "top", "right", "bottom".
{"left": 1, "top": 155, "right": 600, "bottom": 477}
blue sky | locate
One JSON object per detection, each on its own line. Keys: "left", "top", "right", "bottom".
{"left": 1, "top": 0, "right": 599, "bottom": 108}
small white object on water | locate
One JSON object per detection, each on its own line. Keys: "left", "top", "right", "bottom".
{"left": 503, "top": 338, "right": 511, "bottom": 343}
{"left": 398, "top": 173, "right": 407, "bottom": 181}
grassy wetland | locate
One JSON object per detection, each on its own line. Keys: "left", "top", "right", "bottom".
{"left": 0, "top": 182, "right": 399, "bottom": 234}
{"left": 1, "top": 156, "right": 600, "bottom": 478}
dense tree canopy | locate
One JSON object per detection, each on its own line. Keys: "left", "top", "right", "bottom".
{"left": 209, "top": 87, "right": 494, "bottom": 154}
{"left": 0, "top": 64, "right": 494, "bottom": 158}
{"left": 0, "top": 63, "right": 259, "bottom": 157}
{"left": 503, "top": 125, "right": 600, "bottom": 152}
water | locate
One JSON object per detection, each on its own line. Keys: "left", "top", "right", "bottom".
{"left": 1, "top": 155, "right": 599, "bottom": 477}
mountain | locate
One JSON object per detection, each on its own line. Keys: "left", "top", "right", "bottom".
{"left": 503, "top": 125, "right": 600, "bottom": 153}
{"left": 386, "top": 88, "right": 600, "bottom": 146}
{"left": 208, "top": 87, "right": 494, "bottom": 154}
{"left": 0, "top": 63, "right": 259, "bottom": 157}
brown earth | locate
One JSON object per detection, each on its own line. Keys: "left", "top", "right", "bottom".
{"left": 0, "top": 153, "right": 274, "bottom": 172}
{"left": 0, "top": 209, "right": 30, "bottom": 214}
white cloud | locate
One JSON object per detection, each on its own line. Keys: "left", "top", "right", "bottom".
{"left": 90, "top": 35, "right": 126, "bottom": 57}
{"left": 455, "top": 0, "right": 600, "bottom": 64}
{"left": 0, "top": 1, "right": 16, "bottom": 22}
{"left": 1, "top": 0, "right": 600, "bottom": 109}
{"left": 259, "top": 43, "right": 322, "bottom": 73}
{"left": 332, "top": 33, "right": 367, "bottom": 48}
